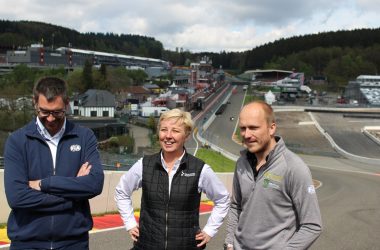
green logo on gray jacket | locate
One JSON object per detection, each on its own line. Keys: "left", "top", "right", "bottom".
{"left": 263, "top": 178, "right": 270, "bottom": 188}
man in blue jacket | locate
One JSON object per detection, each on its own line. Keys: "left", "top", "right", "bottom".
{"left": 4, "top": 76, "right": 104, "bottom": 250}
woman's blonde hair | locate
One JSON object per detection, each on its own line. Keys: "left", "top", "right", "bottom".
{"left": 158, "top": 108, "right": 194, "bottom": 135}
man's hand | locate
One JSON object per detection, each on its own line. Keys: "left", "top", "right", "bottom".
{"left": 77, "top": 162, "right": 92, "bottom": 177}
{"left": 128, "top": 226, "right": 140, "bottom": 242}
{"left": 224, "top": 243, "right": 234, "bottom": 250}
{"left": 195, "top": 230, "right": 211, "bottom": 248}
{"left": 29, "top": 162, "right": 91, "bottom": 191}
{"left": 29, "top": 180, "right": 41, "bottom": 191}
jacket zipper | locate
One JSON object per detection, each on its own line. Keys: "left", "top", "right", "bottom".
{"left": 37, "top": 128, "right": 63, "bottom": 249}
{"left": 165, "top": 170, "right": 171, "bottom": 250}
{"left": 165, "top": 203, "right": 169, "bottom": 250}
{"left": 164, "top": 162, "right": 185, "bottom": 249}
{"left": 49, "top": 139, "right": 59, "bottom": 248}
{"left": 50, "top": 216, "right": 54, "bottom": 249}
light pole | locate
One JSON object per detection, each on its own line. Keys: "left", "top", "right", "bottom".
{"left": 51, "top": 33, "right": 55, "bottom": 50}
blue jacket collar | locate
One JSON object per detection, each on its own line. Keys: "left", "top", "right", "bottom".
{"left": 25, "top": 118, "right": 78, "bottom": 138}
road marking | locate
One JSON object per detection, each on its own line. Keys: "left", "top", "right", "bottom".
{"left": 313, "top": 179, "right": 323, "bottom": 189}
{"left": 298, "top": 121, "right": 315, "bottom": 125}
{"left": 309, "top": 164, "right": 380, "bottom": 176}
{"left": 348, "top": 120, "right": 380, "bottom": 123}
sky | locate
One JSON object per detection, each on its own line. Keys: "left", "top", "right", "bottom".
{"left": 0, "top": 0, "right": 379, "bottom": 53}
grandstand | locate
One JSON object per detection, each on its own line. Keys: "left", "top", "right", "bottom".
{"left": 345, "top": 75, "right": 380, "bottom": 106}
{"left": 3, "top": 44, "right": 169, "bottom": 70}
{"left": 56, "top": 47, "right": 169, "bottom": 68}
{"left": 356, "top": 75, "right": 380, "bottom": 84}
{"left": 360, "top": 88, "right": 380, "bottom": 105}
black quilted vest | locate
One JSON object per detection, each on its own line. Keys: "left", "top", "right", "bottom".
{"left": 133, "top": 151, "right": 204, "bottom": 250}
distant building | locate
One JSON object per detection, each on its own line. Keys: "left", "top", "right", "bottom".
{"left": 68, "top": 90, "right": 127, "bottom": 140}
{"left": 143, "top": 83, "right": 161, "bottom": 94}
{"left": 310, "top": 76, "right": 328, "bottom": 85}
{"left": 140, "top": 106, "right": 169, "bottom": 117}
{"left": 167, "top": 88, "right": 192, "bottom": 110}
{"left": 117, "top": 86, "right": 151, "bottom": 104}
{"left": 173, "top": 75, "right": 189, "bottom": 86}
{"left": 172, "top": 66, "right": 191, "bottom": 76}
{"left": 243, "top": 69, "right": 293, "bottom": 84}
{"left": 71, "top": 89, "right": 115, "bottom": 117}
{"left": 344, "top": 75, "right": 380, "bottom": 106}
{"left": 145, "top": 66, "right": 168, "bottom": 79}
{"left": 68, "top": 117, "right": 128, "bottom": 141}
{"left": 4, "top": 44, "right": 169, "bottom": 70}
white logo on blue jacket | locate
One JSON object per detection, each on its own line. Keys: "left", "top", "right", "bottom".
{"left": 70, "top": 144, "right": 81, "bottom": 152}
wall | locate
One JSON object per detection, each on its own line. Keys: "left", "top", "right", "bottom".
{"left": 0, "top": 170, "right": 233, "bottom": 223}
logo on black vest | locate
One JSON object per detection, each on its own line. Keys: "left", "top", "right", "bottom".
{"left": 181, "top": 171, "right": 195, "bottom": 177}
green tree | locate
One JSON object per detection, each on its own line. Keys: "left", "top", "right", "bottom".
{"left": 99, "top": 64, "right": 107, "bottom": 79}
{"left": 82, "top": 59, "right": 93, "bottom": 91}
{"left": 67, "top": 69, "right": 85, "bottom": 94}
{"left": 92, "top": 70, "right": 110, "bottom": 90}
{"left": 323, "top": 52, "right": 377, "bottom": 91}
{"left": 107, "top": 66, "right": 133, "bottom": 91}
{"left": 147, "top": 115, "right": 156, "bottom": 133}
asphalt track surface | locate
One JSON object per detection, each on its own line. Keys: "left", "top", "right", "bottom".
{"left": 312, "top": 112, "right": 380, "bottom": 159}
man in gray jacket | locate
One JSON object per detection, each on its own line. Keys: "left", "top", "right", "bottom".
{"left": 225, "top": 101, "right": 322, "bottom": 250}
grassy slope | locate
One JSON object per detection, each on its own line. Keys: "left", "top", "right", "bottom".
{"left": 195, "top": 148, "right": 236, "bottom": 172}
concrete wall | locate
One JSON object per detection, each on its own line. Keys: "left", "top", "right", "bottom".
{"left": 362, "top": 126, "right": 380, "bottom": 147}
{"left": 0, "top": 170, "right": 233, "bottom": 223}
{"left": 0, "top": 170, "right": 9, "bottom": 223}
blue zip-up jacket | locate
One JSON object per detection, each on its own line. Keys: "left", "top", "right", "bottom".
{"left": 4, "top": 118, "right": 104, "bottom": 249}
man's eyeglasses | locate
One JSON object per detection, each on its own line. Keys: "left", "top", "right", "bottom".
{"left": 37, "top": 109, "right": 66, "bottom": 118}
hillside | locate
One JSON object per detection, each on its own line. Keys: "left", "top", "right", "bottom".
{"left": 0, "top": 20, "right": 164, "bottom": 59}
{"left": 244, "top": 28, "right": 380, "bottom": 69}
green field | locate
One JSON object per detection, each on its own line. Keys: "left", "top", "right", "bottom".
{"left": 195, "top": 148, "right": 236, "bottom": 172}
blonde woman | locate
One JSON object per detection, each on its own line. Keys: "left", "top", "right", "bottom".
{"left": 116, "top": 108, "right": 230, "bottom": 250}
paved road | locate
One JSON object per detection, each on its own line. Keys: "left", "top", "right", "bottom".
{"left": 201, "top": 86, "right": 246, "bottom": 157}
{"left": 308, "top": 165, "right": 380, "bottom": 250}
{"left": 312, "top": 112, "right": 380, "bottom": 159}
{"left": 275, "top": 111, "right": 340, "bottom": 157}
{"left": 87, "top": 215, "right": 228, "bottom": 250}
{"left": 186, "top": 83, "right": 233, "bottom": 153}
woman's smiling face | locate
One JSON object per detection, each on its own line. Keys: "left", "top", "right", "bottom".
{"left": 158, "top": 118, "right": 189, "bottom": 156}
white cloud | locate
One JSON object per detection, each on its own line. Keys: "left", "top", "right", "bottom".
{"left": 356, "top": 0, "right": 380, "bottom": 12}
{"left": 0, "top": 0, "right": 379, "bottom": 52}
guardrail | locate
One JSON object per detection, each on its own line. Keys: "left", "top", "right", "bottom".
{"left": 362, "top": 126, "right": 380, "bottom": 147}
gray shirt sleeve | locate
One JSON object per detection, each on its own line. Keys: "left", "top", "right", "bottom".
{"left": 285, "top": 162, "right": 322, "bottom": 249}
{"left": 225, "top": 167, "right": 242, "bottom": 245}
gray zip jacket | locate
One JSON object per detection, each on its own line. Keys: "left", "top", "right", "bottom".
{"left": 226, "top": 137, "right": 322, "bottom": 250}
